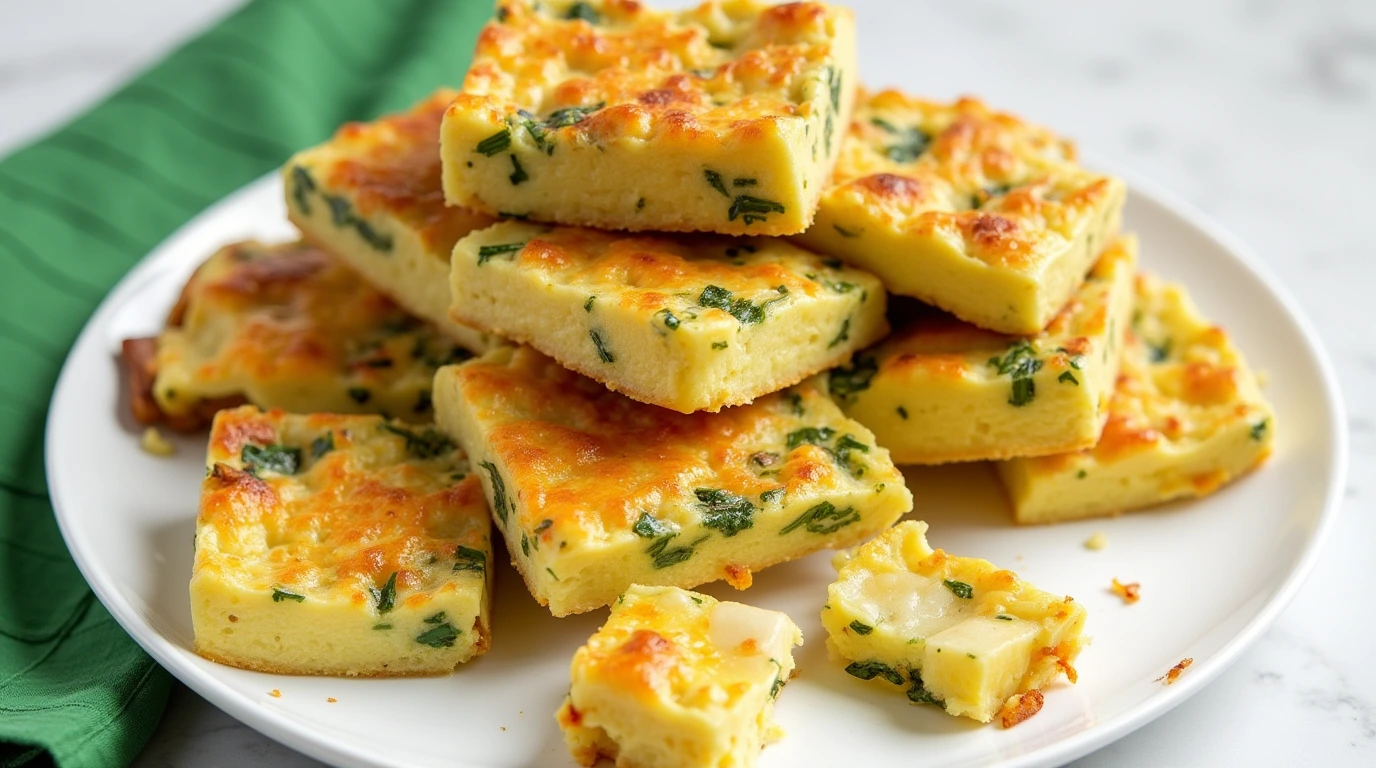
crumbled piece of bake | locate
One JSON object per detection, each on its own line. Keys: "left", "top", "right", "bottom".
{"left": 557, "top": 585, "right": 802, "bottom": 768}
{"left": 822, "top": 521, "right": 1086, "bottom": 723}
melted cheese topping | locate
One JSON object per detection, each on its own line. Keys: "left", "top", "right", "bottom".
{"left": 441, "top": 0, "right": 857, "bottom": 235}
{"left": 462, "top": 0, "right": 847, "bottom": 148}
{"left": 557, "top": 585, "right": 801, "bottom": 768}
{"left": 191, "top": 406, "right": 493, "bottom": 675}
{"left": 433, "top": 346, "right": 911, "bottom": 615}
{"left": 997, "top": 273, "right": 1276, "bottom": 523}
{"left": 284, "top": 91, "right": 496, "bottom": 349}
{"left": 469, "top": 223, "right": 859, "bottom": 310}
{"left": 830, "top": 236, "right": 1137, "bottom": 463}
{"left": 153, "top": 241, "right": 471, "bottom": 424}
{"left": 452, "top": 221, "right": 887, "bottom": 412}
{"left": 822, "top": 521, "right": 1086, "bottom": 723}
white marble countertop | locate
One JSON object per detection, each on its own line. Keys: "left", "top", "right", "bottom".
{"left": 6, "top": 0, "right": 1373, "bottom": 766}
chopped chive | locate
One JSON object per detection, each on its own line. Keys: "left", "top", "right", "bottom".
{"left": 590, "top": 329, "right": 615, "bottom": 363}
{"left": 476, "top": 128, "right": 511, "bottom": 156}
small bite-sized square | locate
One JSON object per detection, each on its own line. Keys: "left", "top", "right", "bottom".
{"left": 191, "top": 406, "right": 493, "bottom": 676}
{"left": 557, "top": 585, "right": 802, "bottom": 768}
{"left": 997, "top": 273, "right": 1276, "bottom": 524}
{"left": 284, "top": 89, "right": 498, "bottom": 351}
{"left": 794, "top": 89, "right": 1127, "bottom": 334}
{"left": 123, "top": 240, "right": 475, "bottom": 431}
{"left": 822, "top": 521, "right": 1086, "bottom": 724}
{"left": 828, "top": 235, "right": 1137, "bottom": 464}
{"left": 432, "top": 346, "right": 912, "bottom": 616}
{"left": 451, "top": 222, "right": 887, "bottom": 413}
{"left": 441, "top": 0, "right": 857, "bottom": 235}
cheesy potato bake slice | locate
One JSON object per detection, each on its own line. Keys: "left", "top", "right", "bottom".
{"left": 191, "top": 406, "right": 493, "bottom": 675}
{"left": 452, "top": 222, "right": 887, "bottom": 413}
{"left": 794, "top": 89, "right": 1127, "bottom": 334}
{"left": 432, "top": 346, "right": 911, "bottom": 616}
{"left": 997, "top": 273, "right": 1276, "bottom": 523}
{"left": 557, "top": 585, "right": 802, "bottom": 768}
{"left": 441, "top": 0, "right": 857, "bottom": 235}
{"left": 284, "top": 89, "right": 497, "bottom": 350}
{"left": 123, "top": 240, "right": 473, "bottom": 431}
{"left": 829, "top": 235, "right": 1136, "bottom": 464}
{"left": 823, "top": 521, "right": 1086, "bottom": 723}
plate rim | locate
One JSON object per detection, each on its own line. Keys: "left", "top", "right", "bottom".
{"left": 44, "top": 167, "right": 1348, "bottom": 768}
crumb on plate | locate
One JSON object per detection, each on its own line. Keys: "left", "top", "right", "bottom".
{"left": 140, "top": 426, "right": 175, "bottom": 456}
{"left": 1156, "top": 658, "right": 1193, "bottom": 685}
{"left": 725, "top": 564, "right": 753, "bottom": 590}
{"left": 1110, "top": 577, "right": 1140, "bottom": 604}
{"left": 999, "top": 689, "right": 1044, "bottom": 728}
{"left": 1084, "top": 531, "right": 1107, "bottom": 551}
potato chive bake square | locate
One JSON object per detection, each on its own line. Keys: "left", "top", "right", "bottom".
{"left": 997, "top": 273, "right": 1276, "bottom": 523}
{"left": 794, "top": 89, "right": 1127, "bottom": 334}
{"left": 828, "top": 235, "right": 1137, "bottom": 464}
{"left": 557, "top": 585, "right": 802, "bottom": 768}
{"left": 822, "top": 521, "right": 1086, "bottom": 723}
{"left": 122, "top": 240, "right": 473, "bottom": 431}
{"left": 451, "top": 221, "right": 887, "bottom": 413}
{"left": 190, "top": 406, "right": 493, "bottom": 676}
{"left": 441, "top": 0, "right": 857, "bottom": 235}
{"left": 432, "top": 346, "right": 912, "bottom": 616}
{"left": 284, "top": 89, "right": 498, "bottom": 351}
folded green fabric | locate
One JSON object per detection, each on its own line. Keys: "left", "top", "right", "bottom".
{"left": 0, "top": 1, "right": 490, "bottom": 765}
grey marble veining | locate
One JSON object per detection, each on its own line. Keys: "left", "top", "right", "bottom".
{"left": 3, "top": 0, "right": 1373, "bottom": 766}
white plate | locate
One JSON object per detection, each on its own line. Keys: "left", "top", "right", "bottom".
{"left": 47, "top": 172, "right": 1345, "bottom": 768}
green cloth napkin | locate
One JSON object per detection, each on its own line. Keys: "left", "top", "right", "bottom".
{"left": 0, "top": 1, "right": 490, "bottom": 765}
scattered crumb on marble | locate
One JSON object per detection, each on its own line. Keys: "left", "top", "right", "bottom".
{"left": 1084, "top": 531, "right": 1108, "bottom": 551}
{"left": 327, "top": 697, "right": 337, "bottom": 703}
{"left": 140, "top": 426, "right": 175, "bottom": 456}
{"left": 269, "top": 689, "right": 281, "bottom": 698}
